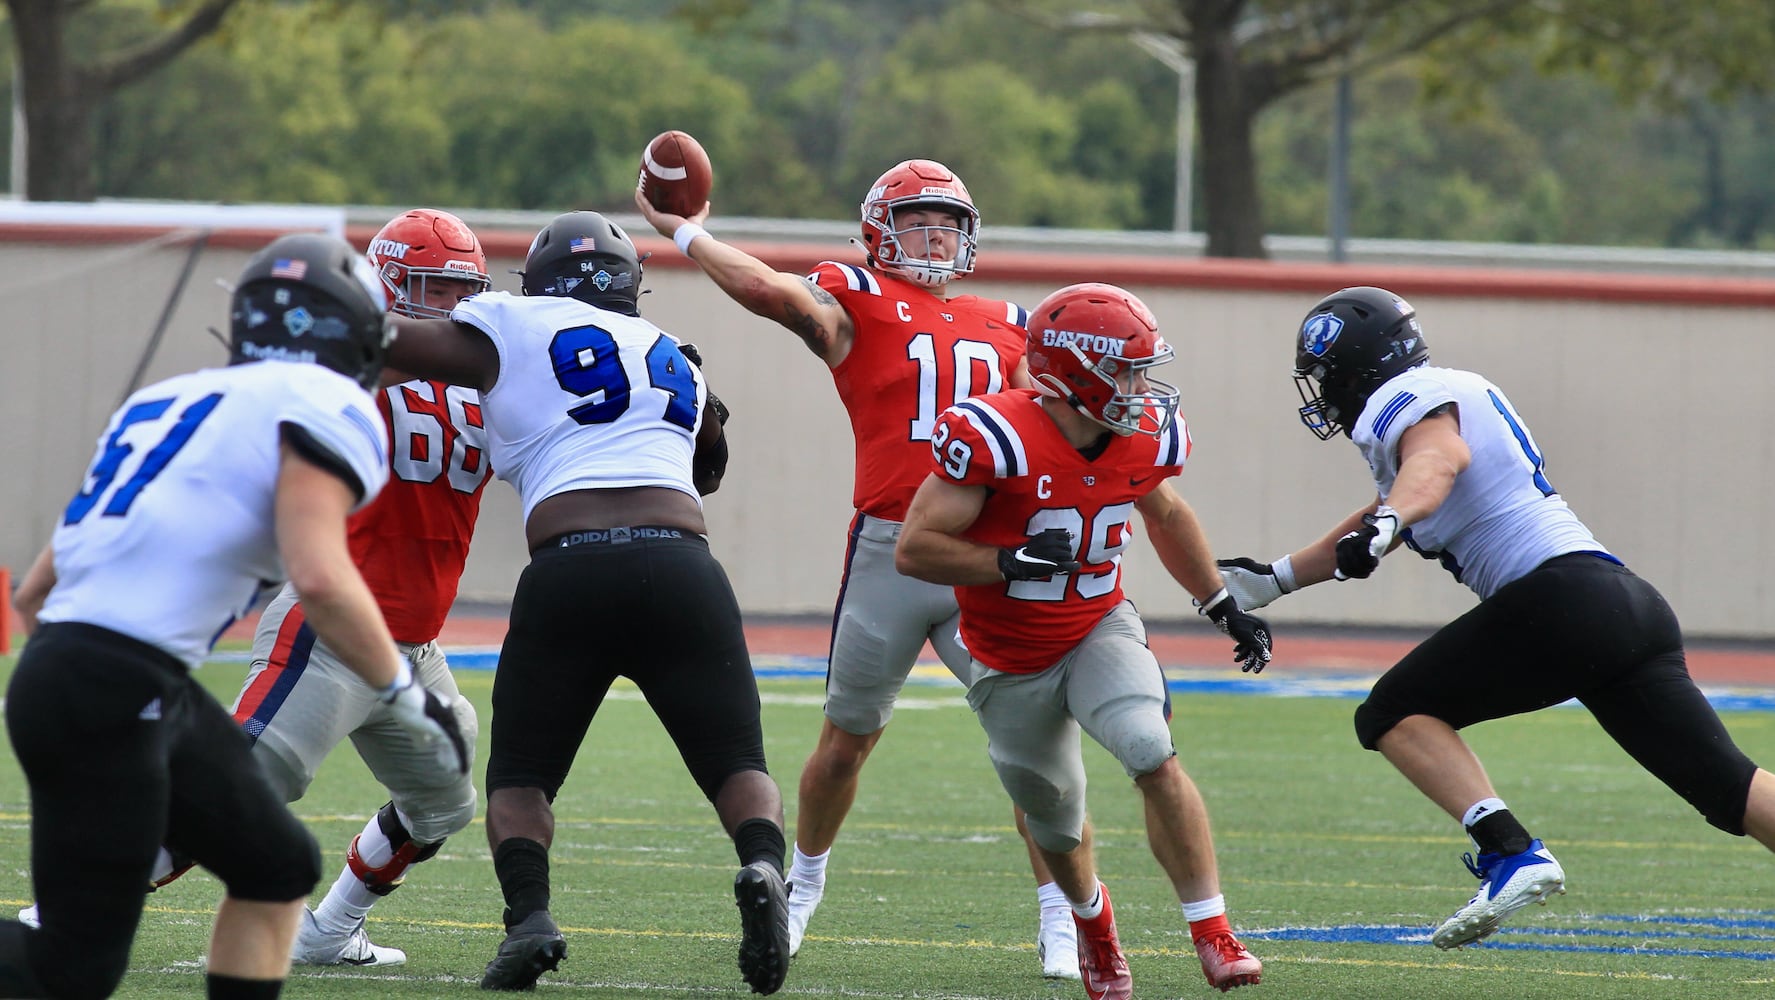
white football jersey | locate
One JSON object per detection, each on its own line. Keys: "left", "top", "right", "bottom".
{"left": 1352, "top": 365, "right": 1607, "bottom": 599}
{"left": 40, "top": 362, "right": 388, "bottom": 667}
{"left": 452, "top": 292, "right": 706, "bottom": 519}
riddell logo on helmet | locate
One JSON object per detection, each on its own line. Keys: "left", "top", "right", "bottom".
{"left": 239, "top": 341, "right": 318, "bottom": 364}
{"left": 369, "top": 238, "right": 411, "bottom": 260}
{"left": 918, "top": 186, "right": 956, "bottom": 197}
{"left": 1041, "top": 328, "right": 1127, "bottom": 356}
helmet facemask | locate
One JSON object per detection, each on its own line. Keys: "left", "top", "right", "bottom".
{"left": 1035, "top": 340, "right": 1180, "bottom": 437}
{"left": 386, "top": 268, "right": 490, "bottom": 319}
{"left": 870, "top": 200, "right": 978, "bottom": 287}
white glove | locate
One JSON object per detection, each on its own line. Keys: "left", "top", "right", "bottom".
{"left": 1214, "top": 554, "right": 1298, "bottom": 611}
{"left": 379, "top": 661, "right": 469, "bottom": 775}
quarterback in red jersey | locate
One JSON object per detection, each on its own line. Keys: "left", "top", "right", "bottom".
{"left": 897, "top": 283, "right": 1270, "bottom": 995}
{"left": 236, "top": 209, "right": 493, "bottom": 967}
{"left": 637, "top": 160, "right": 1083, "bottom": 977}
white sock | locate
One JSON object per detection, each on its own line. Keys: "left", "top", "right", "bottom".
{"left": 788, "top": 845, "right": 829, "bottom": 887}
{"left": 354, "top": 812, "right": 397, "bottom": 867}
{"left": 312, "top": 813, "right": 395, "bottom": 936}
{"left": 1037, "top": 881, "right": 1071, "bottom": 924}
{"left": 1070, "top": 882, "right": 1104, "bottom": 920}
{"left": 1461, "top": 797, "right": 1508, "bottom": 831}
{"left": 1181, "top": 894, "right": 1226, "bottom": 922}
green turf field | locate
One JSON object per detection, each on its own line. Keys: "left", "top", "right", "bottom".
{"left": 0, "top": 653, "right": 1771, "bottom": 998}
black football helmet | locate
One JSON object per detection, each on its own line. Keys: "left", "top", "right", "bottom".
{"left": 518, "top": 211, "right": 643, "bottom": 314}
{"left": 229, "top": 233, "right": 393, "bottom": 390}
{"left": 1293, "top": 286, "right": 1430, "bottom": 439}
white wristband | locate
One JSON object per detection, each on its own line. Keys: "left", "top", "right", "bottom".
{"left": 377, "top": 657, "right": 414, "bottom": 703}
{"left": 1271, "top": 553, "right": 1298, "bottom": 593}
{"left": 673, "top": 222, "right": 709, "bottom": 257}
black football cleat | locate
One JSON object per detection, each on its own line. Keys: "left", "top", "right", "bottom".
{"left": 734, "top": 862, "right": 790, "bottom": 995}
{"left": 479, "top": 910, "right": 566, "bottom": 991}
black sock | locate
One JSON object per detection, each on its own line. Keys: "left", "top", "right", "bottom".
{"left": 493, "top": 838, "right": 552, "bottom": 926}
{"left": 1468, "top": 809, "right": 1533, "bottom": 857}
{"left": 207, "top": 973, "right": 283, "bottom": 999}
{"left": 732, "top": 817, "right": 786, "bottom": 876}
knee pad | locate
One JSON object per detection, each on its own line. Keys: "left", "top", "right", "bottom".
{"left": 1686, "top": 759, "right": 1757, "bottom": 836}
{"left": 247, "top": 738, "right": 314, "bottom": 803}
{"left": 348, "top": 801, "right": 447, "bottom": 896}
{"left": 1106, "top": 714, "right": 1176, "bottom": 779}
{"left": 994, "top": 763, "right": 1084, "bottom": 853}
{"left": 217, "top": 823, "right": 320, "bottom": 901}
{"left": 1354, "top": 699, "right": 1403, "bottom": 751}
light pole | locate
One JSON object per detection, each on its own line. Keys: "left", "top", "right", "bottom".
{"left": 1129, "top": 32, "right": 1193, "bottom": 234}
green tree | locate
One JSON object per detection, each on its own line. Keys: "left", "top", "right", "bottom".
{"left": 1001, "top": 0, "right": 1775, "bottom": 258}
{"left": 6, "top": 0, "right": 247, "bottom": 200}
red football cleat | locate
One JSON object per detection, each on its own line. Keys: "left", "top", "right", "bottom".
{"left": 1071, "top": 884, "right": 1133, "bottom": 1000}
{"left": 1195, "top": 929, "right": 1262, "bottom": 992}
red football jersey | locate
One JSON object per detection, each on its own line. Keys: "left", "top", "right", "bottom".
{"left": 348, "top": 380, "right": 491, "bottom": 643}
{"left": 813, "top": 261, "right": 1029, "bottom": 521}
{"left": 930, "top": 389, "right": 1191, "bottom": 674}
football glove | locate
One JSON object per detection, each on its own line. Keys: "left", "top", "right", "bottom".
{"left": 997, "top": 527, "right": 1081, "bottom": 581}
{"left": 1200, "top": 588, "right": 1273, "bottom": 673}
{"left": 381, "top": 668, "right": 470, "bottom": 775}
{"left": 1334, "top": 505, "right": 1401, "bottom": 580}
{"left": 678, "top": 342, "right": 705, "bottom": 367}
{"left": 1215, "top": 555, "right": 1297, "bottom": 611}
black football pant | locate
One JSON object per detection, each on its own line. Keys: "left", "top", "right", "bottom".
{"left": 1356, "top": 553, "right": 1759, "bottom": 834}
{"left": 486, "top": 528, "right": 769, "bottom": 802}
{"left": 0, "top": 622, "right": 319, "bottom": 999}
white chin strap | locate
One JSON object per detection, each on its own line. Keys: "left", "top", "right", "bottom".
{"left": 899, "top": 261, "right": 958, "bottom": 287}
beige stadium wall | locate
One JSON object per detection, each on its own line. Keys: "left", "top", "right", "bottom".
{"left": 4, "top": 220, "right": 1774, "bottom": 641}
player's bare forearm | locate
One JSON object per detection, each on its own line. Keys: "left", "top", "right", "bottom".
{"left": 14, "top": 543, "right": 56, "bottom": 633}
{"left": 274, "top": 447, "right": 404, "bottom": 690}
{"left": 387, "top": 317, "right": 499, "bottom": 392}
{"left": 1135, "top": 483, "right": 1224, "bottom": 602}
{"left": 1289, "top": 503, "right": 1378, "bottom": 587}
{"left": 896, "top": 528, "right": 1003, "bottom": 585}
{"left": 895, "top": 475, "right": 1001, "bottom": 585}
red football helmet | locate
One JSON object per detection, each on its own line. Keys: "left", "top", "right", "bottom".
{"left": 366, "top": 208, "right": 490, "bottom": 318}
{"left": 1026, "top": 283, "right": 1180, "bottom": 436}
{"left": 859, "top": 159, "right": 979, "bottom": 287}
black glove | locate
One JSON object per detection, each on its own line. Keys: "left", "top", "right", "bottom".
{"left": 1200, "top": 590, "right": 1273, "bottom": 673}
{"left": 679, "top": 342, "right": 705, "bottom": 367}
{"left": 997, "top": 527, "right": 1080, "bottom": 581}
{"left": 1334, "top": 505, "right": 1401, "bottom": 580}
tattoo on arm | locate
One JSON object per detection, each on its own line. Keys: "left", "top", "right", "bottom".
{"left": 782, "top": 302, "right": 828, "bottom": 354}
{"left": 808, "top": 284, "right": 838, "bottom": 307}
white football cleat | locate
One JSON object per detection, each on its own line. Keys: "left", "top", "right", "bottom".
{"left": 785, "top": 875, "right": 824, "bottom": 957}
{"left": 1433, "top": 838, "right": 1566, "bottom": 949}
{"left": 1037, "top": 909, "right": 1081, "bottom": 979}
{"left": 291, "top": 908, "right": 407, "bottom": 967}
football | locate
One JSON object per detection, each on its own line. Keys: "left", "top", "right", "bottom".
{"left": 639, "top": 130, "right": 713, "bottom": 217}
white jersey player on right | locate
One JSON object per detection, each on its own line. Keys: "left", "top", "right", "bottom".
{"left": 1216, "top": 285, "right": 1775, "bottom": 952}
